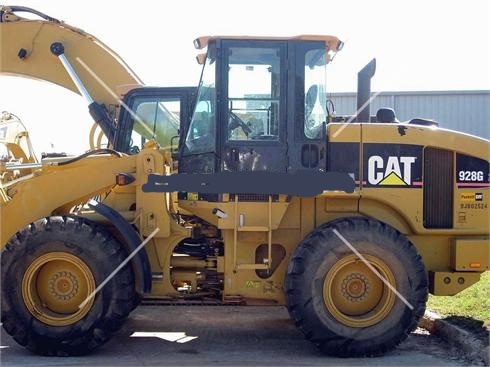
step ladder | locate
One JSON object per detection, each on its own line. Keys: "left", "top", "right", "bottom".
{"left": 232, "top": 195, "right": 272, "bottom": 272}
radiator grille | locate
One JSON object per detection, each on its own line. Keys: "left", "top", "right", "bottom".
{"left": 423, "top": 147, "right": 453, "bottom": 228}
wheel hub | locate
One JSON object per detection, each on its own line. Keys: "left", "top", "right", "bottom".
{"left": 323, "top": 254, "right": 396, "bottom": 328}
{"left": 22, "top": 251, "right": 96, "bottom": 326}
{"left": 49, "top": 271, "right": 79, "bottom": 301}
{"left": 341, "top": 273, "right": 370, "bottom": 302}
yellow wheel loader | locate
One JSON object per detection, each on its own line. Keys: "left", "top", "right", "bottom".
{"left": 0, "top": 5, "right": 488, "bottom": 358}
{"left": 0, "top": 110, "right": 38, "bottom": 182}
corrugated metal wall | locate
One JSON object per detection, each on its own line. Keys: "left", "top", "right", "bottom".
{"left": 329, "top": 90, "right": 490, "bottom": 139}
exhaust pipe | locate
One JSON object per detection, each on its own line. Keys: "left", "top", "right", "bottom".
{"left": 356, "top": 58, "right": 376, "bottom": 122}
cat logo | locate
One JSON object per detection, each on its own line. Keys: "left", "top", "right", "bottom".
{"left": 368, "top": 156, "right": 417, "bottom": 186}
{"left": 460, "top": 193, "right": 483, "bottom": 202}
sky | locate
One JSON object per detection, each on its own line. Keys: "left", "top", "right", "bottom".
{"left": 1, "top": 0, "right": 489, "bottom": 155}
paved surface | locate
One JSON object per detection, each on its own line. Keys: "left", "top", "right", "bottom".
{"left": 0, "top": 306, "right": 477, "bottom": 367}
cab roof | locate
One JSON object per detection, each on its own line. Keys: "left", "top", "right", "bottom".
{"left": 193, "top": 35, "right": 344, "bottom": 53}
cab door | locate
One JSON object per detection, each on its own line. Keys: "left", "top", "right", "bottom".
{"left": 286, "top": 41, "right": 329, "bottom": 173}
{"left": 219, "top": 40, "right": 288, "bottom": 172}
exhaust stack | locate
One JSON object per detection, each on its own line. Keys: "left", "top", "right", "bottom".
{"left": 356, "top": 58, "right": 376, "bottom": 122}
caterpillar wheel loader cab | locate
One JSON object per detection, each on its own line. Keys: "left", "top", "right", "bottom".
{"left": 1, "top": 5, "right": 489, "bottom": 358}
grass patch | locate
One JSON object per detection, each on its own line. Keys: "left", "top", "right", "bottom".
{"left": 426, "top": 271, "right": 490, "bottom": 326}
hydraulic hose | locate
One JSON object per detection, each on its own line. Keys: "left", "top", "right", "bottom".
{"left": 56, "top": 148, "right": 123, "bottom": 166}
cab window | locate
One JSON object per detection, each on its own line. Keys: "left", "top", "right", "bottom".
{"left": 227, "top": 46, "right": 281, "bottom": 141}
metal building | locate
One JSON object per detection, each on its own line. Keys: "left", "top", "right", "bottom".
{"left": 328, "top": 90, "right": 490, "bottom": 140}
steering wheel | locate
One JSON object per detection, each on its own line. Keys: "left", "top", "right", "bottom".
{"left": 229, "top": 111, "right": 252, "bottom": 136}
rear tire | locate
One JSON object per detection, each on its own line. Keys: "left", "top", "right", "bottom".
{"left": 1, "top": 216, "right": 135, "bottom": 356}
{"left": 285, "top": 217, "right": 428, "bottom": 357}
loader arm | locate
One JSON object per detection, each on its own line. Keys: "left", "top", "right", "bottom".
{"left": 0, "top": 5, "right": 184, "bottom": 152}
{"left": 0, "top": 5, "right": 142, "bottom": 106}
{"left": 0, "top": 152, "right": 137, "bottom": 247}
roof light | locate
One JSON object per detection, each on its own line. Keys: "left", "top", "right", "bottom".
{"left": 193, "top": 38, "right": 201, "bottom": 49}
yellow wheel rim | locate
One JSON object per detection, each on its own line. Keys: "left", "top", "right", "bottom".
{"left": 323, "top": 254, "right": 396, "bottom": 328}
{"left": 22, "top": 252, "right": 96, "bottom": 326}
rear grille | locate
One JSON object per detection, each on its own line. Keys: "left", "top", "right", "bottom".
{"left": 423, "top": 147, "right": 453, "bottom": 228}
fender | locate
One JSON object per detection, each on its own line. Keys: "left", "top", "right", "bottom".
{"left": 87, "top": 199, "right": 152, "bottom": 294}
{"left": 358, "top": 197, "right": 412, "bottom": 234}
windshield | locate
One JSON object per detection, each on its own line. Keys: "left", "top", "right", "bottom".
{"left": 183, "top": 52, "right": 216, "bottom": 155}
{"left": 127, "top": 98, "right": 180, "bottom": 152}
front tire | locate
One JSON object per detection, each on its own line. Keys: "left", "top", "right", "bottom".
{"left": 1, "top": 216, "right": 135, "bottom": 356}
{"left": 285, "top": 217, "right": 428, "bottom": 357}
